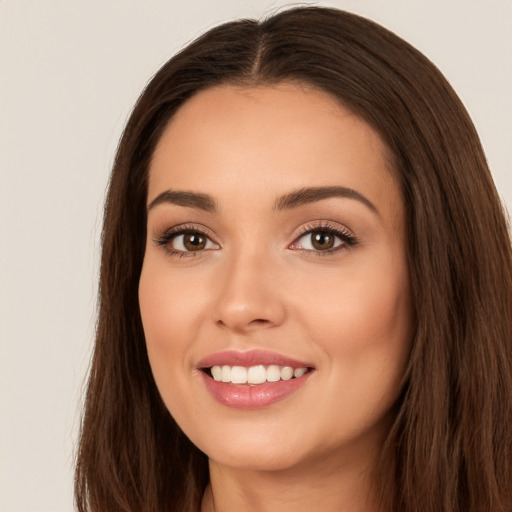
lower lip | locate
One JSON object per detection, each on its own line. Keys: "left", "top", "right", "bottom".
{"left": 200, "top": 371, "right": 312, "bottom": 409}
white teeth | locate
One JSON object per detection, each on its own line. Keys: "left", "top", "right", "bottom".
{"left": 266, "top": 365, "right": 281, "bottom": 382}
{"left": 211, "top": 365, "right": 222, "bottom": 381}
{"left": 280, "top": 366, "right": 293, "bottom": 381}
{"left": 294, "top": 367, "right": 307, "bottom": 378}
{"left": 209, "top": 364, "right": 309, "bottom": 384}
{"left": 221, "top": 365, "right": 231, "bottom": 383}
{"left": 230, "top": 366, "right": 247, "bottom": 384}
{"left": 247, "top": 365, "right": 267, "bottom": 384}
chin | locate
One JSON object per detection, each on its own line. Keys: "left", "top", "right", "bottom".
{"left": 207, "top": 444, "right": 307, "bottom": 472}
{"left": 186, "top": 420, "right": 312, "bottom": 472}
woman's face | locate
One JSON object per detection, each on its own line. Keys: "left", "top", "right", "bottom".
{"left": 139, "top": 83, "right": 413, "bottom": 472}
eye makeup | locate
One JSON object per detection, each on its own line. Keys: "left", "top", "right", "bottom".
{"left": 289, "top": 221, "right": 359, "bottom": 256}
{"left": 152, "top": 223, "right": 220, "bottom": 258}
{"left": 152, "top": 219, "right": 359, "bottom": 259}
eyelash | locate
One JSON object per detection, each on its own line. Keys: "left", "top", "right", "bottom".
{"left": 153, "top": 221, "right": 359, "bottom": 258}
{"left": 153, "top": 224, "right": 217, "bottom": 258}
{"left": 291, "top": 222, "right": 359, "bottom": 256}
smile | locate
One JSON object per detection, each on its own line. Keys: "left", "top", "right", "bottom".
{"left": 197, "top": 350, "right": 315, "bottom": 409}
{"left": 208, "top": 364, "right": 308, "bottom": 384}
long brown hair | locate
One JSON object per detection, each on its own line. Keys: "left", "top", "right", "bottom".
{"left": 75, "top": 7, "right": 512, "bottom": 512}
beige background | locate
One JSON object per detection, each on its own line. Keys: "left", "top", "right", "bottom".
{"left": 1, "top": 1, "right": 511, "bottom": 510}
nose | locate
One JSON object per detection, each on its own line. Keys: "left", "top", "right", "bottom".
{"left": 212, "top": 251, "right": 287, "bottom": 333}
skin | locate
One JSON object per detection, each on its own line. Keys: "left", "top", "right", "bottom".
{"left": 139, "top": 83, "right": 413, "bottom": 512}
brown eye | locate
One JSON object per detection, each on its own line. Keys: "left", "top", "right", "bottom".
{"left": 168, "top": 230, "right": 219, "bottom": 252}
{"left": 310, "top": 231, "right": 335, "bottom": 251}
{"left": 182, "top": 232, "right": 207, "bottom": 251}
{"left": 290, "top": 226, "right": 355, "bottom": 254}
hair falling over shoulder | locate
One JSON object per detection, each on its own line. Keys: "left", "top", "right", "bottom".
{"left": 74, "top": 6, "right": 512, "bottom": 512}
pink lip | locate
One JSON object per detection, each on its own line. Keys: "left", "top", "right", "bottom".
{"left": 197, "top": 350, "right": 314, "bottom": 409}
{"left": 199, "top": 371, "right": 312, "bottom": 409}
{"left": 197, "top": 349, "right": 312, "bottom": 369}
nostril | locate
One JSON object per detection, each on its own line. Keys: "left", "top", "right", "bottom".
{"left": 216, "top": 317, "right": 272, "bottom": 332}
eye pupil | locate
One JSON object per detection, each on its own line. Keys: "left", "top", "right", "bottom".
{"left": 312, "top": 231, "right": 334, "bottom": 250}
{"left": 184, "top": 232, "right": 206, "bottom": 251}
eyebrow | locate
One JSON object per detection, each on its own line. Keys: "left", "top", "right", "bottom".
{"left": 274, "top": 186, "right": 379, "bottom": 215}
{"left": 147, "top": 190, "right": 217, "bottom": 212}
{"left": 147, "top": 186, "right": 379, "bottom": 215}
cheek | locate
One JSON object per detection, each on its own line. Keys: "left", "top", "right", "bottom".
{"left": 297, "top": 253, "right": 412, "bottom": 397}
{"left": 139, "top": 257, "right": 209, "bottom": 347}
{"left": 138, "top": 265, "right": 204, "bottom": 440}
{"left": 291, "top": 262, "right": 412, "bottom": 445}
{"left": 302, "top": 261, "right": 410, "bottom": 340}
{"left": 138, "top": 260, "right": 204, "bottom": 398}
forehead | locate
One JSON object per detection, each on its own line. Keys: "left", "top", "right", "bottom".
{"left": 148, "top": 83, "right": 402, "bottom": 221}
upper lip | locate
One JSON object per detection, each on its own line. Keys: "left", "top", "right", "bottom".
{"left": 197, "top": 349, "right": 313, "bottom": 369}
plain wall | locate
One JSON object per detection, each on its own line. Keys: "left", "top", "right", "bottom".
{"left": 1, "top": 1, "right": 511, "bottom": 510}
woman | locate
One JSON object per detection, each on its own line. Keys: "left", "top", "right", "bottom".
{"left": 75, "top": 6, "right": 512, "bottom": 512}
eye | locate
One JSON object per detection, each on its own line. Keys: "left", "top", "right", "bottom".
{"left": 296, "top": 230, "right": 343, "bottom": 251}
{"left": 290, "top": 224, "right": 357, "bottom": 254}
{"left": 154, "top": 227, "right": 220, "bottom": 255}
{"left": 171, "top": 231, "right": 218, "bottom": 252}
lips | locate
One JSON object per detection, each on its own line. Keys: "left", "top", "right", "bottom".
{"left": 197, "top": 350, "right": 314, "bottom": 409}
{"left": 198, "top": 349, "right": 313, "bottom": 369}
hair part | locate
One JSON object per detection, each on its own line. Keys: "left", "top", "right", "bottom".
{"left": 75, "top": 7, "right": 512, "bottom": 512}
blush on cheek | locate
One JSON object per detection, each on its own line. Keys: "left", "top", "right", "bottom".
{"left": 308, "top": 277, "right": 412, "bottom": 387}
